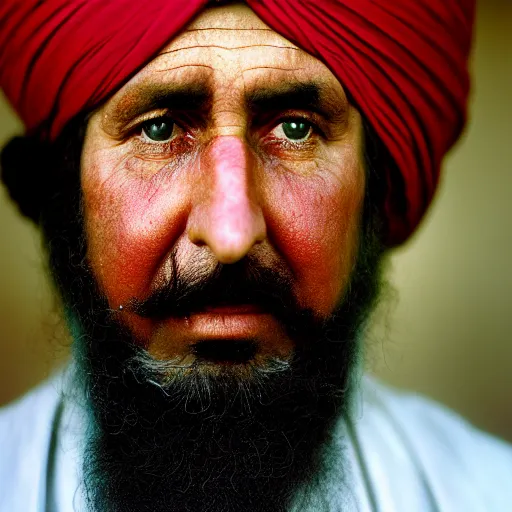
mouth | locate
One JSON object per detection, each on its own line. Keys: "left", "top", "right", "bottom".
{"left": 145, "top": 303, "right": 294, "bottom": 363}
{"left": 188, "top": 304, "right": 263, "bottom": 363}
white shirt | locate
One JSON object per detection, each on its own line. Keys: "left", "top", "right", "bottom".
{"left": 1, "top": 371, "right": 512, "bottom": 512}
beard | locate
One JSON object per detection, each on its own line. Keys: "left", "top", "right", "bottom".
{"left": 40, "top": 118, "right": 385, "bottom": 512}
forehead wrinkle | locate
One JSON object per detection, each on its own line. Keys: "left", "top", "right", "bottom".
{"left": 153, "top": 44, "right": 305, "bottom": 74}
{"left": 158, "top": 44, "right": 301, "bottom": 57}
{"left": 183, "top": 28, "right": 275, "bottom": 32}
{"left": 163, "top": 22, "right": 299, "bottom": 54}
{"left": 155, "top": 63, "right": 214, "bottom": 73}
{"left": 242, "top": 66, "right": 305, "bottom": 73}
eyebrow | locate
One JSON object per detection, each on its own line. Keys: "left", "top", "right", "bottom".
{"left": 246, "top": 82, "right": 346, "bottom": 121}
{"left": 107, "top": 79, "right": 346, "bottom": 131}
{"left": 108, "top": 82, "right": 210, "bottom": 128}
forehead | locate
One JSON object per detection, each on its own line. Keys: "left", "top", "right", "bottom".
{"left": 185, "top": 3, "right": 278, "bottom": 33}
{"left": 103, "top": 4, "right": 347, "bottom": 115}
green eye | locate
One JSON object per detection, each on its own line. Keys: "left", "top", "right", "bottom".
{"left": 281, "top": 120, "right": 312, "bottom": 141}
{"left": 142, "top": 119, "right": 175, "bottom": 142}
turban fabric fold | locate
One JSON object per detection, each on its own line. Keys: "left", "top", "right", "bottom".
{"left": 0, "top": 0, "right": 476, "bottom": 245}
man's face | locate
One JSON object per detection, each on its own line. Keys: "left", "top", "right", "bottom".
{"left": 48, "top": 5, "right": 382, "bottom": 512}
{"left": 81, "top": 4, "right": 365, "bottom": 367}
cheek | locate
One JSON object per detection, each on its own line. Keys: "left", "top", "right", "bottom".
{"left": 82, "top": 155, "right": 190, "bottom": 308}
{"left": 266, "top": 166, "right": 365, "bottom": 315}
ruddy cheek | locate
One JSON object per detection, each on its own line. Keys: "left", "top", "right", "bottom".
{"left": 84, "top": 161, "right": 190, "bottom": 310}
{"left": 269, "top": 174, "right": 363, "bottom": 315}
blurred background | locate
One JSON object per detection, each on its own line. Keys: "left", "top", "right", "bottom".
{"left": 0, "top": 0, "right": 511, "bottom": 441}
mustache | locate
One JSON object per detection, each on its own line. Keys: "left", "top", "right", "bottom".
{"left": 124, "top": 252, "right": 300, "bottom": 324}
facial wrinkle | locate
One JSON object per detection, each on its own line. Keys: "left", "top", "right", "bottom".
{"left": 242, "top": 66, "right": 304, "bottom": 73}
{"left": 159, "top": 44, "right": 300, "bottom": 56}
{"left": 169, "top": 21, "right": 296, "bottom": 52}
{"left": 183, "top": 28, "right": 275, "bottom": 32}
{"left": 154, "top": 63, "right": 214, "bottom": 73}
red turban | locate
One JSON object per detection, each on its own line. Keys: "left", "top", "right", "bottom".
{"left": 0, "top": 0, "right": 475, "bottom": 245}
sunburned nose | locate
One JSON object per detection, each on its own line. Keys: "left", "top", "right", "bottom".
{"left": 187, "top": 135, "right": 266, "bottom": 264}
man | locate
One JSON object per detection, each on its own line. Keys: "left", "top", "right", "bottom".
{"left": 0, "top": 1, "right": 511, "bottom": 511}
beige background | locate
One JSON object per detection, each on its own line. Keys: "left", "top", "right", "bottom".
{"left": 0, "top": 1, "right": 511, "bottom": 441}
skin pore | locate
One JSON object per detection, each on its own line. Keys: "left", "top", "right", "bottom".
{"left": 81, "top": 4, "right": 366, "bottom": 366}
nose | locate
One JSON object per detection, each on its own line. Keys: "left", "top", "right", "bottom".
{"left": 187, "top": 136, "right": 266, "bottom": 264}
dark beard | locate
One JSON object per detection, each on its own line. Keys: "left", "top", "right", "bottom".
{"left": 38, "top": 118, "right": 385, "bottom": 512}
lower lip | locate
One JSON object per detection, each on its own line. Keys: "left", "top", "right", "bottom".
{"left": 170, "top": 311, "right": 277, "bottom": 340}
